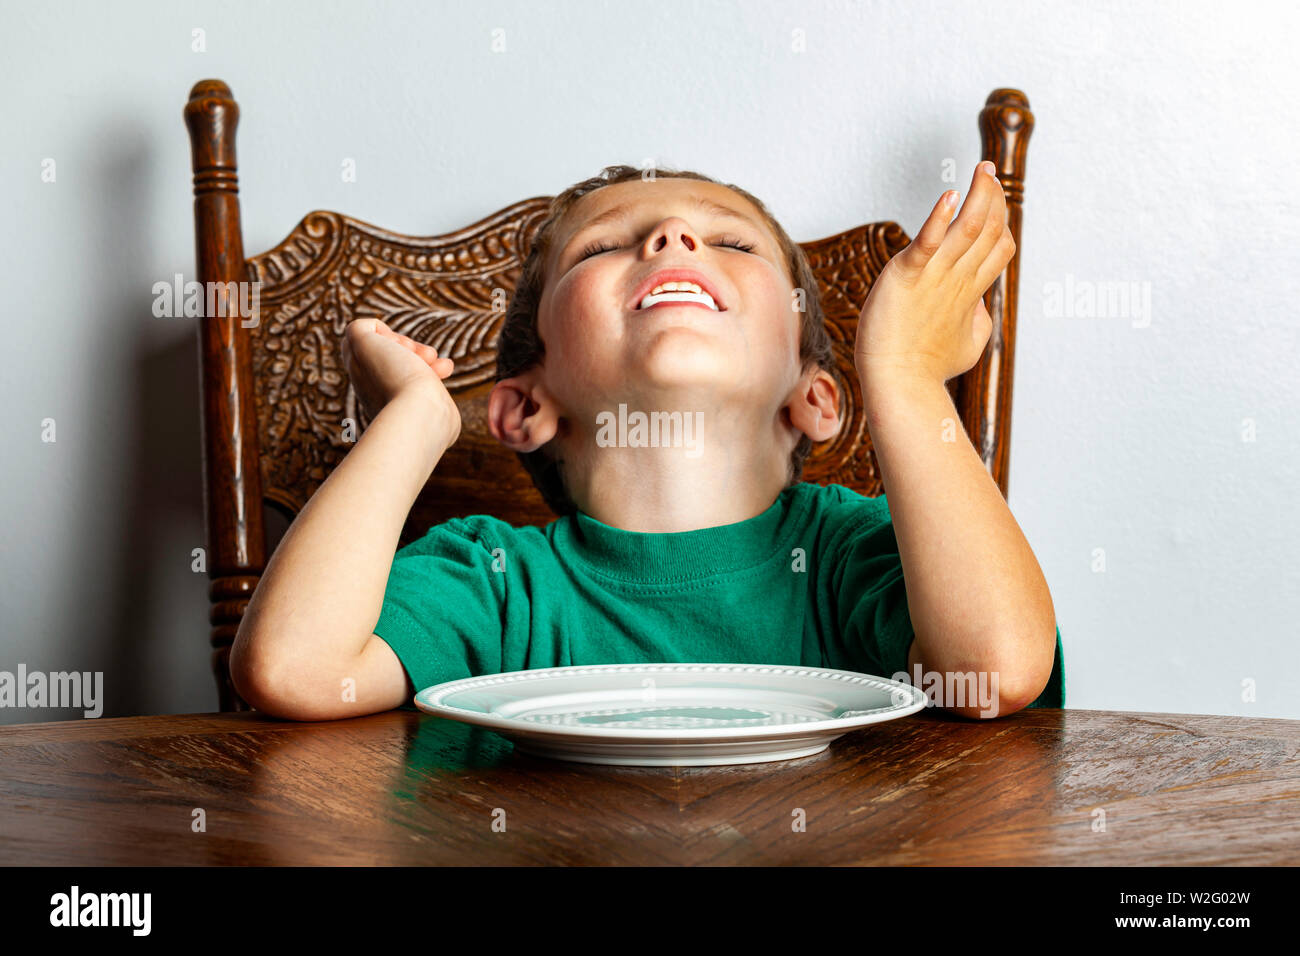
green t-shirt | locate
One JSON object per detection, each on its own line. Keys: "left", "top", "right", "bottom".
{"left": 374, "top": 481, "right": 1065, "bottom": 711}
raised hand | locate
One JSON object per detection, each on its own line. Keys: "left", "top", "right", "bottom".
{"left": 341, "top": 318, "right": 462, "bottom": 446}
{"left": 854, "top": 161, "right": 1015, "bottom": 386}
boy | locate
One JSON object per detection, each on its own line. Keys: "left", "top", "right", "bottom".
{"left": 230, "top": 162, "right": 1064, "bottom": 722}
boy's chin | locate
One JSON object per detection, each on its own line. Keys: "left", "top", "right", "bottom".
{"left": 629, "top": 350, "right": 738, "bottom": 390}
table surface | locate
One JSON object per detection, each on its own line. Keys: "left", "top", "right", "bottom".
{"left": 1, "top": 707, "right": 1296, "bottom": 865}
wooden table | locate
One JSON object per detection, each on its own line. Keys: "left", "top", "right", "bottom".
{"left": 1, "top": 707, "right": 1295, "bottom": 865}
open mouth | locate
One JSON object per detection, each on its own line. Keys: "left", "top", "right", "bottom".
{"left": 631, "top": 270, "right": 727, "bottom": 312}
{"left": 637, "top": 284, "right": 721, "bottom": 311}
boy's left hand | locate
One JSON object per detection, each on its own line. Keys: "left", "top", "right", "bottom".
{"left": 854, "top": 161, "right": 1016, "bottom": 385}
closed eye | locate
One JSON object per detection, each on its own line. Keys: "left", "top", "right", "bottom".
{"left": 578, "top": 236, "right": 757, "bottom": 261}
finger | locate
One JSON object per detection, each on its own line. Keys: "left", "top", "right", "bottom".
{"left": 384, "top": 331, "right": 423, "bottom": 354}
{"left": 387, "top": 330, "right": 439, "bottom": 360}
{"left": 900, "top": 190, "right": 960, "bottom": 268}
{"left": 955, "top": 173, "right": 1010, "bottom": 276}
{"left": 344, "top": 319, "right": 376, "bottom": 355}
{"left": 935, "top": 163, "right": 1000, "bottom": 269}
{"left": 433, "top": 356, "right": 454, "bottom": 378}
{"left": 970, "top": 230, "right": 1017, "bottom": 295}
{"left": 346, "top": 317, "right": 380, "bottom": 336}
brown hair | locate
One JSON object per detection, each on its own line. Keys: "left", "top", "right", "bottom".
{"left": 495, "top": 164, "right": 834, "bottom": 518}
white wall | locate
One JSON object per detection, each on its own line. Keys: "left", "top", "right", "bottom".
{"left": 3, "top": 0, "right": 1296, "bottom": 723}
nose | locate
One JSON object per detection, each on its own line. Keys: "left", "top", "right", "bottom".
{"left": 644, "top": 217, "right": 700, "bottom": 253}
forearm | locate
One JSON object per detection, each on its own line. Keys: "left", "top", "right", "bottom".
{"left": 861, "top": 367, "right": 1056, "bottom": 710}
{"left": 231, "top": 387, "right": 450, "bottom": 686}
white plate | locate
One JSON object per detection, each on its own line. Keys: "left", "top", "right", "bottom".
{"left": 413, "top": 663, "right": 928, "bottom": 766}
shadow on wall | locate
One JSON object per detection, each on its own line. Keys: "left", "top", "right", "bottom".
{"left": 14, "top": 124, "right": 301, "bottom": 724}
{"left": 99, "top": 329, "right": 292, "bottom": 722}
{"left": 0, "top": 133, "right": 198, "bottom": 726}
{"left": 105, "top": 330, "right": 205, "bottom": 719}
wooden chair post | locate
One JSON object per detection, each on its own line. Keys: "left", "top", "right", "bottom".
{"left": 183, "top": 79, "right": 262, "bottom": 711}
{"left": 954, "top": 88, "right": 1035, "bottom": 501}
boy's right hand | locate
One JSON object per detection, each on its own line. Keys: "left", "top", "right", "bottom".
{"left": 342, "top": 318, "right": 461, "bottom": 446}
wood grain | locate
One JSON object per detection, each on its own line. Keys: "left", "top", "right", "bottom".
{"left": 1, "top": 708, "right": 1293, "bottom": 865}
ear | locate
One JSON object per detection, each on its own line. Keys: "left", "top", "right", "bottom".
{"left": 488, "top": 374, "right": 562, "bottom": 452}
{"left": 784, "top": 367, "right": 841, "bottom": 444}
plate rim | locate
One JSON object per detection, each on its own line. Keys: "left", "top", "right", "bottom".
{"left": 412, "top": 662, "right": 928, "bottom": 740}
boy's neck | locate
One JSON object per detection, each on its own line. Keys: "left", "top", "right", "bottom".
{"left": 563, "top": 404, "right": 792, "bottom": 533}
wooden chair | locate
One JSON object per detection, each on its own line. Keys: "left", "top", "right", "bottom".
{"left": 184, "top": 79, "right": 1035, "bottom": 712}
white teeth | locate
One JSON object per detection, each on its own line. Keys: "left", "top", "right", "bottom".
{"left": 639, "top": 290, "right": 719, "bottom": 311}
{"left": 638, "top": 281, "right": 719, "bottom": 310}
{"left": 653, "top": 281, "right": 702, "bottom": 295}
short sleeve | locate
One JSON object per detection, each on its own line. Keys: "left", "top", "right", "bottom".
{"left": 372, "top": 518, "right": 507, "bottom": 696}
{"left": 823, "top": 498, "right": 916, "bottom": 681}
{"left": 819, "top": 485, "right": 1067, "bottom": 711}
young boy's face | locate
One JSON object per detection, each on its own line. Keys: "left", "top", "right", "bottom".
{"left": 535, "top": 177, "right": 802, "bottom": 426}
